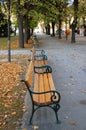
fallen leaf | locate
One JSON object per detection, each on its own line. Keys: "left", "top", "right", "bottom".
{"left": 23, "top": 128, "right": 27, "bottom": 130}
{"left": 2, "top": 122, "right": 6, "bottom": 126}
{"left": 4, "top": 115, "right": 8, "bottom": 118}
{"left": 64, "top": 116, "right": 68, "bottom": 119}
{"left": 80, "top": 90, "right": 86, "bottom": 93}
{"left": 0, "top": 122, "right": 3, "bottom": 126}
{"left": 11, "top": 112, "right": 17, "bottom": 115}
{"left": 22, "top": 106, "right": 26, "bottom": 112}
{"left": 33, "top": 125, "right": 39, "bottom": 130}
{"left": 69, "top": 121, "right": 76, "bottom": 125}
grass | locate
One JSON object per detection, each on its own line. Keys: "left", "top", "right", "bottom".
{"left": 0, "top": 35, "right": 34, "bottom": 50}
{"left": 0, "top": 36, "right": 19, "bottom": 50}
{"left": 0, "top": 34, "right": 44, "bottom": 50}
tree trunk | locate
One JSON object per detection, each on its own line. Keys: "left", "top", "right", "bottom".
{"left": 84, "top": 26, "right": 86, "bottom": 36}
{"left": 28, "top": 29, "right": 31, "bottom": 39}
{"left": 71, "top": 23, "right": 76, "bottom": 43}
{"left": 18, "top": 14, "right": 24, "bottom": 48}
{"left": 17, "top": 0, "right": 24, "bottom": 48}
{"left": 71, "top": 0, "right": 78, "bottom": 43}
{"left": 58, "top": 18, "right": 62, "bottom": 39}
{"left": 24, "top": 14, "right": 29, "bottom": 44}
{"left": 45, "top": 24, "right": 50, "bottom": 35}
{"left": 31, "top": 29, "right": 34, "bottom": 35}
{"left": 47, "top": 24, "right": 50, "bottom": 35}
{"left": 51, "top": 22, "right": 55, "bottom": 36}
{"left": 14, "top": 26, "right": 17, "bottom": 36}
{"left": 83, "top": 17, "right": 86, "bottom": 36}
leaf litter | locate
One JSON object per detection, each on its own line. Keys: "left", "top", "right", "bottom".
{"left": 0, "top": 59, "right": 28, "bottom": 130}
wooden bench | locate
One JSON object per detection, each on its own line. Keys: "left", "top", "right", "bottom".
{"left": 30, "top": 35, "right": 39, "bottom": 47}
{"left": 22, "top": 50, "right": 61, "bottom": 124}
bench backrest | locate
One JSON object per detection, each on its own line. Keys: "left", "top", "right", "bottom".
{"left": 25, "top": 61, "right": 34, "bottom": 88}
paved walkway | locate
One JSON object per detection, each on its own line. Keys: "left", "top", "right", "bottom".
{"left": 1, "top": 33, "right": 85, "bottom": 130}
{"left": 15, "top": 33, "right": 86, "bottom": 130}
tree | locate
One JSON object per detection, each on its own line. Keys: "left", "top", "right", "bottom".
{"left": 78, "top": 0, "right": 86, "bottom": 36}
{"left": 23, "top": 0, "right": 42, "bottom": 44}
{"left": 38, "top": 0, "right": 58, "bottom": 35}
{"left": 71, "top": 0, "right": 78, "bottom": 43}
{"left": 0, "top": 12, "right": 8, "bottom": 37}
{"left": 0, "top": 3, "right": 8, "bottom": 37}
{"left": 16, "top": 0, "right": 24, "bottom": 48}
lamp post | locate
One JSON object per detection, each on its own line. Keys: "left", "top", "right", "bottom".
{"left": 7, "top": 0, "right": 11, "bottom": 62}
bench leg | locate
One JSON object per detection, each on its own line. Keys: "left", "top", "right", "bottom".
{"left": 29, "top": 104, "right": 34, "bottom": 125}
{"left": 54, "top": 104, "right": 61, "bottom": 124}
{"left": 29, "top": 103, "right": 61, "bottom": 125}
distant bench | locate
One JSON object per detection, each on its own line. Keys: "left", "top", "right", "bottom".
{"left": 22, "top": 49, "right": 61, "bottom": 124}
{"left": 30, "top": 35, "right": 39, "bottom": 47}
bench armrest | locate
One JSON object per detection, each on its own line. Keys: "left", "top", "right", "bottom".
{"left": 34, "top": 54, "right": 47, "bottom": 60}
{"left": 21, "top": 80, "right": 61, "bottom": 103}
{"left": 32, "top": 90, "right": 61, "bottom": 103}
{"left": 31, "top": 49, "right": 45, "bottom": 55}
{"left": 35, "top": 49, "right": 45, "bottom": 55}
{"left": 34, "top": 65, "right": 52, "bottom": 74}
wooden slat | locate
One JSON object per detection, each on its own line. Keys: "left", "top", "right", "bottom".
{"left": 33, "top": 73, "right": 39, "bottom": 104}
{"left": 34, "top": 59, "right": 45, "bottom": 104}
{"left": 25, "top": 61, "right": 33, "bottom": 87}
{"left": 35, "top": 60, "right": 40, "bottom": 66}
{"left": 47, "top": 73, "right": 55, "bottom": 90}
{"left": 48, "top": 73, "right": 59, "bottom": 101}
{"left": 41, "top": 60, "right": 55, "bottom": 90}
{"left": 43, "top": 74, "right": 51, "bottom": 103}
{"left": 41, "top": 60, "right": 44, "bottom": 66}
{"left": 39, "top": 74, "right": 45, "bottom": 104}
{"left": 33, "top": 60, "right": 40, "bottom": 104}
{"left": 44, "top": 60, "right": 47, "bottom": 65}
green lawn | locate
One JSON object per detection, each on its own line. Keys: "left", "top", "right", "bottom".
{"left": 0, "top": 36, "right": 18, "bottom": 50}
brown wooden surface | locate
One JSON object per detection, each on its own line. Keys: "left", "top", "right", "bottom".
{"left": 25, "top": 61, "right": 33, "bottom": 88}
{"left": 25, "top": 52, "right": 56, "bottom": 105}
{"left": 33, "top": 59, "right": 55, "bottom": 104}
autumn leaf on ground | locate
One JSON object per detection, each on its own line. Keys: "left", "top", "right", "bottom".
{"left": 0, "top": 61, "right": 27, "bottom": 130}
{"left": 23, "top": 128, "right": 27, "bottom": 130}
{"left": 69, "top": 121, "right": 76, "bottom": 125}
{"left": 11, "top": 112, "right": 17, "bottom": 116}
{"left": 64, "top": 116, "right": 68, "bottom": 119}
{"left": 80, "top": 90, "right": 86, "bottom": 93}
{"left": 33, "top": 125, "right": 39, "bottom": 130}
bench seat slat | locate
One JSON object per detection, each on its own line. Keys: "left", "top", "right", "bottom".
{"left": 48, "top": 74, "right": 59, "bottom": 101}
{"left": 33, "top": 73, "right": 39, "bottom": 104}
{"left": 43, "top": 74, "right": 51, "bottom": 104}
{"left": 47, "top": 73, "right": 55, "bottom": 90}
{"left": 39, "top": 74, "right": 45, "bottom": 104}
